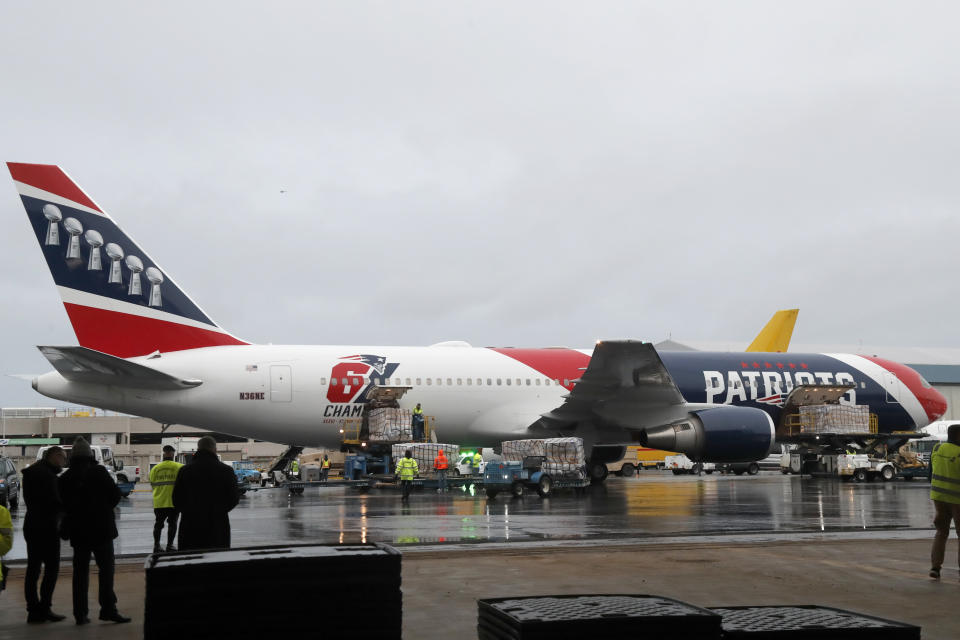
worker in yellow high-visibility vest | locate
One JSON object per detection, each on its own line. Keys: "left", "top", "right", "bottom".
{"left": 321, "top": 455, "right": 331, "bottom": 482}
{"left": 930, "top": 424, "right": 960, "bottom": 580}
{"left": 150, "top": 445, "right": 184, "bottom": 553}
{"left": 473, "top": 449, "right": 484, "bottom": 476}
{"left": 396, "top": 450, "right": 419, "bottom": 502}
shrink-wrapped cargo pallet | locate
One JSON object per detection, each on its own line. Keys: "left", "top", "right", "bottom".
{"left": 544, "top": 437, "right": 586, "bottom": 465}
{"left": 369, "top": 408, "right": 413, "bottom": 441}
{"left": 502, "top": 439, "right": 546, "bottom": 461}
{"left": 543, "top": 462, "right": 587, "bottom": 480}
{"left": 391, "top": 443, "right": 459, "bottom": 472}
{"left": 799, "top": 404, "right": 869, "bottom": 434}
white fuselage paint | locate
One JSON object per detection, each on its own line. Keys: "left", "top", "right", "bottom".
{"left": 35, "top": 345, "right": 582, "bottom": 448}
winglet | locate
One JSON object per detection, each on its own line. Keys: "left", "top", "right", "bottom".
{"left": 746, "top": 309, "right": 798, "bottom": 353}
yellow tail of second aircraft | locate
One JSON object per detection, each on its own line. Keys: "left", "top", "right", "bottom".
{"left": 746, "top": 309, "right": 799, "bottom": 353}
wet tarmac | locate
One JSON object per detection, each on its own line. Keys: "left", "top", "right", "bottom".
{"left": 3, "top": 471, "right": 937, "bottom": 561}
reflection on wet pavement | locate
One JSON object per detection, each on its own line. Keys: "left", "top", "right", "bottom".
{"left": 3, "top": 473, "right": 937, "bottom": 560}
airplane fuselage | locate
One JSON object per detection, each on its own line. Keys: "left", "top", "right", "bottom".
{"left": 34, "top": 344, "right": 942, "bottom": 449}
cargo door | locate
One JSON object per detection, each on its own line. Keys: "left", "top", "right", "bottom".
{"left": 270, "top": 365, "right": 292, "bottom": 402}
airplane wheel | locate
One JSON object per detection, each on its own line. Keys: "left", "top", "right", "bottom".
{"left": 588, "top": 463, "right": 608, "bottom": 484}
{"left": 511, "top": 481, "right": 525, "bottom": 498}
{"left": 537, "top": 474, "right": 552, "bottom": 498}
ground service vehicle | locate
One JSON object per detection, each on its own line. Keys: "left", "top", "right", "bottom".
{"left": 0, "top": 456, "right": 21, "bottom": 509}
{"left": 665, "top": 454, "right": 715, "bottom": 475}
{"left": 454, "top": 454, "right": 486, "bottom": 476}
{"left": 10, "top": 163, "right": 947, "bottom": 481}
{"left": 717, "top": 461, "right": 761, "bottom": 475}
{"left": 232, "top": 460, "right": 265, "bottom": 487}
{"left": 483, "top": 456, "right": 589, "bottom": 499}
{"left": 35, "top": 444, "right": 133, "bottom": 496}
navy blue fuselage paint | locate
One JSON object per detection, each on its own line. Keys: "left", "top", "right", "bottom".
{"left": 658, "top": 351, "right": 916, "bottom": 432}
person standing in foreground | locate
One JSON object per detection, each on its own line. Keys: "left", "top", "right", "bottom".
{"left": 433, "top": 449, "right": 449, "bottom": 493}
{"left": 58, "top": 437, "right": 129, "bottom": 625}
{"left": 1, "top": 503, "right": 12, "bottom": 597}
{"left": 396, "top": 450, "right": 419, "bottom": 502}
{"left": 149, "top": 445, "right": 183, "bottom": 553}
{"left": 321, "top": 454, "right": 331, "bottom": 482}
{"left": 172, "top": 436, "right": 239, "bottom": 551}
{"left": 21, "top": 445, "right": 67, "bottom": 623}
{"left": 930, "top": 424, "right": 960, "bottom": 580}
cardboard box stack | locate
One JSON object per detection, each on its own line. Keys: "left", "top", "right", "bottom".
{"left": 799, "top": 404, "right": 869, "bottom": 434}
{"left": 501, "top": 439, "right": 547, "bottom": 461}
{"left": 391, "top": 443, "right": 459, "bottom": 472}
{"left": 543, "top": 437, "right": 587, "bottom": 480}
{"left": 369, "top": 407, "right": 413, "bottom": 441}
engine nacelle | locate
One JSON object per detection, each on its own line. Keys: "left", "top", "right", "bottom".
{"left": 640, "top": 406, "right": 775, "bottom": 463}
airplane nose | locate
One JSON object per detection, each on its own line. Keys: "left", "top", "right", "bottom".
{"left": 926, "top": 387, "right": 948, "bottom": 422}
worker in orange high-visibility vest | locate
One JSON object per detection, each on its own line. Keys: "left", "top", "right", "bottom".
{"left": 434, "top": 450, "right": 449, "bottom": 493}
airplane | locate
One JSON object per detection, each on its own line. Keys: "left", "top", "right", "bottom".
{"left": 7, "top": 163, "right": 948, "bottom": 481}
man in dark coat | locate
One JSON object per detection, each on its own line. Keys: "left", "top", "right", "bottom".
{"left": 58, "top": 437, "right": 130, "bottom": 625}
{"left": 172, "top": 436, "right": 240, "bottom": 550}
{"left": 22, "top": 445, "right": 67, "bottom": 623}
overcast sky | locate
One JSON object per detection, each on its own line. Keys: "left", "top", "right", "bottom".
{"left": 1, "top": 2, "right": 958, "bottom": 408}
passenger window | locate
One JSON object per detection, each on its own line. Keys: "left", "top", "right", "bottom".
{"left": 506, "top": 379, "right": 511, "bottom": 386}
{"left": 516, "top": 378, "right": 521, "bottom": 386}
{"left": 526, "top": 379, "right": 531, "bottom": 386}
{"left": 426, "top": 378, "right": 432, "bottom": 386}
{"left": 342, "top": 378, "right": 349, "bottom": 386}
{"left": 447, "top": 378, "right": 452, "bottom": 386}
{"left": 486, "top": 378, "right": 492, "bottom": 386}
{"left": 321, "top": 377, "right": 327, "bottom": 385}
{"left": 536, "top": 379, "right": 541, "bottom": 386}
{"left": 466, "top": 378, "right": 472, "bottom": 386}
{"left": 457, "top": 378, "right": 462, "bottom": 385}
{"left": 353, "top": 378, "right": 360, "bottom": 386}
{"left": 497, "top": 378, "right": 502, "bottom": 386}
{"left": 544, "top": 379, "right": 550, "bottom": 386}
{"left": 563, "top": 379, "right": 569, "bottom": 386}
{"left": 331, "top": 378, "right": 338, "bottom": 386}
{"left": 416, "top": 378, "right": 422, "bottom": 385}
{"left": 405, "top": 378, "right": 411, "bottom": 385}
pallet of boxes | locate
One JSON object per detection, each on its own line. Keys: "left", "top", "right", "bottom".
{"left": 495, "top": 437, "right": 590, "bottom": 498}
{"left": 368, "top": 407, "right": 413, "bottom": 442}
{"left": 391, "top": 442, "right": 459, "bottom": 488}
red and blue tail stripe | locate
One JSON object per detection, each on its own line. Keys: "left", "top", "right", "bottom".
{"left": 8, "top": 163, "right": 246, "bottom": 357}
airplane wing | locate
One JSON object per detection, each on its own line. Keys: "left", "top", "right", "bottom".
{"left": 38, "top": 346, "right": 202, "bottom": 390}
{"left": 540, "top": 341, "right": 690, "bottom": 429}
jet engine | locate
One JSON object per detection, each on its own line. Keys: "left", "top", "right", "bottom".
{"left": 640, "top": 406, "right": 775, "bottom": 462}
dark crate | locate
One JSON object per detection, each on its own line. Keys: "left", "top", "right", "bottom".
{"left": 710, "top": 605, "right": 921, "bottom": 640}
{"left": 478, "top": 594, "right": 722, "bottom": 639}
{"left": 144, "top": 543, "right": 401, "bottom": 639}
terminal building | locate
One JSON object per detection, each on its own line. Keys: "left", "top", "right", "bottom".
{"left": 0, "top": 407, "right": 300, "bottom": 474}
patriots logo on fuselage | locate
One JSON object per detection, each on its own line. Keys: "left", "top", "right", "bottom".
{"left": 341, "top": 354, "right": 388, "bottom": 376}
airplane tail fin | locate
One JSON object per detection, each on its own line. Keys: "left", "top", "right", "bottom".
{"left": 746, "top": 309, "right": 798, "bottom": 353}
{"left": 8, "top": 163, "right": 247, "bottom": 358}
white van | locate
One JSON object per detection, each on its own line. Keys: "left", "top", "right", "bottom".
{"left": 36, "top": 444, "right": 127, "bottom": 486}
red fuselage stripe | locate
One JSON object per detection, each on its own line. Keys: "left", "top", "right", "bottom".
{"left": 63, "top": 303, "right": 247, "bottom": 358}
{"left": 7, "top": 163, "right": 103, "bottom": 212}
{"left": 488, "top": 347, "right": 590, "bottom": 390}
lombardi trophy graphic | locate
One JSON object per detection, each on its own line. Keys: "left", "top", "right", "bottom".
{"left": 42, "top": 204, "right": 62, "bottom": 246}
{"left": 63, "top": 217, "right": 83, "bottom": 260}
{"left": 145, "top": 267, "right": 163, "bottom": 307}
{"left": 125, "top": 255, "right": 143, "bottom": 296}
{"left": 105, "top": 243, "right": 124, "bottom": 284}
{"left": 85, "top": 230, "right": 103, "bottom": 270}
